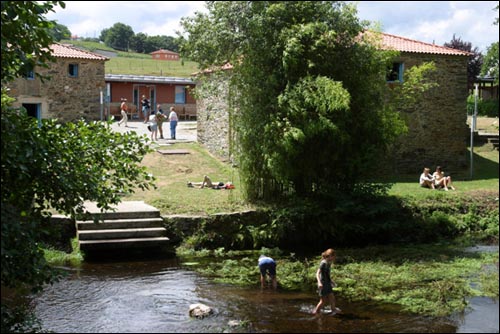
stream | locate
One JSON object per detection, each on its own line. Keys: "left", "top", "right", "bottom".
{"left": 31, "top": 254, "right": 498, "bottom": 333}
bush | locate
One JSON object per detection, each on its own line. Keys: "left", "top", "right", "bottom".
{"left": 467, "top": 95, "right": 499, "bottom": 117}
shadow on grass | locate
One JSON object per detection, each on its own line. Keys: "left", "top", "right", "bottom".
{"left": 466, "top": 150, "right": 499, "bottom": 180}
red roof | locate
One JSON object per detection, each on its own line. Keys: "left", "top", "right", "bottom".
{"left": 50, "top": 43, "right": 109, "bottom": 61}
{"left": 150, "top": 49, "right": 179, "bottom": 55}
{"left": 376, "top": 32, "right": 470, "bottom": 56}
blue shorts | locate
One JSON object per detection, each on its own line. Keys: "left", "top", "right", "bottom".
{"left": 259, "top": 261, "right": 276, "bottom": 277}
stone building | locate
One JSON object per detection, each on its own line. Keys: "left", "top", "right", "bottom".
{"left": 8, "top": 43, "right": 108, "bottom": 122}
{"left": 195, "top": 32, "right": 470, "bottom": 173}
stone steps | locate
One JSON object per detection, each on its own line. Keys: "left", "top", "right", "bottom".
{"left": 76, "top": 201, "right": 170, "bottom": 252}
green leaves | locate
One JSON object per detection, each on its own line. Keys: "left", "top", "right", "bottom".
{"left": 1, "top": 107, "right": 155, "bottom": 293}
{"left": 1, "top": 1, "right": 65, "bottom": 83}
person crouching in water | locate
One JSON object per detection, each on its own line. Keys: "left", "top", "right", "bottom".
{"left": 258, "top": 255, "right": 277, "bottom": 289}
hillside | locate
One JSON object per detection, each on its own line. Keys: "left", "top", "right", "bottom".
{"left": 61, "top": 39, "right": 200, "bottom": 77}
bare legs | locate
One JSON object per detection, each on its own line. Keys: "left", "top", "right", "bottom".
{"left": 435, "top": 176, "right": 455, "bottom": 191}
{"left": 313, "top": 293, "right": 340, "bottom": 315}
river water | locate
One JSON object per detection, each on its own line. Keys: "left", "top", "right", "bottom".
{"left": 31, "top": 255, "right": 498, "bottom": 333}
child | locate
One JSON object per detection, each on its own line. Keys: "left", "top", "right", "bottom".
{"left": 312, "top": 248, "right": 341, "bottom": 315}
{"left": 258, "top": 255, "right": 277, "bottom": 289}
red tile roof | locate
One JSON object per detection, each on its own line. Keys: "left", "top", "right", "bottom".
{"left": 150, "top": 49, "right": 179, "bottom": 55}
{"left": 377, "top": 32, "right": 470, "bottom": 56}
{"left": 50, "top": 43, "right": 109, "bottom": 61}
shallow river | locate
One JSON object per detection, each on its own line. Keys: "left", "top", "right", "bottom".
{"left": 32, "top": 255, "right": 498, "bottom": 333}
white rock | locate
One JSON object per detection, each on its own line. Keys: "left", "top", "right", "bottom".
{"left": 189, "top": 303, "right": 213, "bottom": 318}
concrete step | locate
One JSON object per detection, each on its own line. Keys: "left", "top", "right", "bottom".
{"left": 78, "top": 227, "right": 167, "bottom": 240}
{"left": 76, "top": 217, "right": 164, "bottom": 230}
{"left": 79, "top": 237, "right": 170, "bottom": 251}
{"left": 79, "top": 201, "right": 161, "bottom": 220}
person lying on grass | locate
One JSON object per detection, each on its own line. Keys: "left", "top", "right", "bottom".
{"left": 187, "top": 175, "right": 235, "bottom": 189}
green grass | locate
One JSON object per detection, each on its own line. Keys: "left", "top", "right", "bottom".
{"left": 129, "top": 140, "right": 498, "bottom": 215}
{"left": 389, "top": 143, "right": 499, "bottom": 197}
{"left": 43, "top": 238, "right": 83, "bottom": 267}
{"left": 125, "top": 142, "right": 254, "bottom": 215}
{"left": 178, "top": 244, "right": 499, "bottom": 316}
{"left": 61, "top": 39, "right": 201, "bottom": 77}
{"left": 106, "top": 57, "right": 200, "bottom": 77}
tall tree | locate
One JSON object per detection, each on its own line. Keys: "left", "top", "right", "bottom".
{"left": 104, "top": 22, "right": 134, "bottom": 51}
{"left": 444, "top": 34, "right": 483, "bottom": 90}
{"left": 481, "top": 4, "right": 499, "bottom": 84}
{"left": 481, "top": 42, "right": 499, "bottom": 83}
{"left": 181, "top": 1, "right": 416, "bottom": 199}
{"left": 48, "top": 21, "right": 71, "bottom": 41}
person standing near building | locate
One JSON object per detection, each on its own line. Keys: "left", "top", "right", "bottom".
{"left": 118, "top": 98, "right": 128, "bottom": 127}
{"left": 141, "top": 95, "right": 151, "bottom": 123}
{"left": 156, "top": 104, "right": 166, "bottom": 139}
{"left": 168, "top": 106, "right": 178, "bottom": 140}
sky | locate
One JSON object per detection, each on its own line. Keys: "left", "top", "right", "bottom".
{"left": 46, "top": 1, "right": 499, "bottom": 53}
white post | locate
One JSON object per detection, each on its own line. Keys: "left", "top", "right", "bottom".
{"left": 100, "top": 89, "right": 104, "bottom": 121}
{"left": 470, "top": 83, "right": 479, "bottom": 180}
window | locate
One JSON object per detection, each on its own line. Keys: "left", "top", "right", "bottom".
{"left": 175, "top": 86, "right": 186, "bottom": 104}
{"left": 68, "top": 64, "right": 79, "bottom": 77}
{"left": 26, "top": 70, "right": 35, "bottom": 80}
{"left": 387, "top": 62, "right": 404, "bottom": 82}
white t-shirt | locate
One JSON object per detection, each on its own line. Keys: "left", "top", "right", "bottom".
{"left": 169, "top": 111, "right": 178, "bottom": 121}
{"left": 419, "top": 172, "right": 433, "bottom": 185}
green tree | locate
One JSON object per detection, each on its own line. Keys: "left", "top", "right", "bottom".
{"left": 481, "top": 42, "right": 499, "bottom": 84}
{"left": 1, "top": 2, "right": 155, "bottom": 331}
{"left": 130, "top": 32, "right": 148, "bottom": 53}
{"left": 104, "top": 22, "right": 134, "bottom": 51}
{"left": 1, "top": 1, "right": 65, "bottom": 83}
{"left": 181, "top": 1, "right": 417, "bottom": 199}
{"left": 48, "top": 21, "right": 71, "bottom": 41}
{"left": 481, "top": 5, "right": 499, "bottom": 84}
{"left": 444, "top": 34, "right": 483, "bottom": 90}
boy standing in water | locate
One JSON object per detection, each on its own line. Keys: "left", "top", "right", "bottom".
{"left": 312, "top": 248, "right": 341, "bottom": 315}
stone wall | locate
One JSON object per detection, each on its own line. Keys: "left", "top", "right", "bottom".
{"left": 195, "top": 72, "right": 234, "bottom": 162}
{"left": 8, "top": 58, "right": 106, "bottom": 122}
{"left": 195, "top": 53, "right": 469, "bottom": 174}
{"left": 391, "top": 53, "right": 469, "bottom": 173}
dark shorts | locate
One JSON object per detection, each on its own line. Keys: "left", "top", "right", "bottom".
{"left": 318, "top": 282, "right": 333, "bottom": 297}
{"left": 259, "top": 262, "right": 276, "bottom": 277}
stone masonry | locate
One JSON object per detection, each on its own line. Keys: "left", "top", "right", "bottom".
{"left": 195, "top": 53, "right": 469, "bottom": 174}
{"left": 8, "top": 58, "right": 106, "bottom": 122}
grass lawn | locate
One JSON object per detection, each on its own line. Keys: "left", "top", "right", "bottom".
{"left": 125, "top": 138, "right": 498, "bottom": 215}
{"left": 124, "top": 142, "right": 254, "bottom": 215}
{"left": 389, "top": 142, "right": 499, "bottom": 197}
{"left": 106, "top": 57, "right": 200, "bottom": 77}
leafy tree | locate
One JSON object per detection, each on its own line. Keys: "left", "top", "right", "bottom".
{"left": 130, "top": 32, "right": 148, "bottom": 53}
{"left": 130, "top": 33, "right": 180, "bottom": 54}
{"left": 99, "top": 27, "right": 109, "bottom": 42}
{"left": 481, "top": 5, "right": 499, "bottom": 84}
{"left": 180, "top": 1, "right": 426, "bottom": 199}
{"left": 1, "top": 1, "right": 65, "bottom": 84}
{"left": 104, "top": 22, "right": 134, "bottom": 51}
{"left": 481, "top": 42, "right": 499, "bottom": 84}
{"left": 48, "top": 21, "right": 71, "bottom": 41}
{"left": 1, "top": 2, "right": 155, "bottom": 331}
{"left": 444, "top": 34, "right": 483, "bottom": 90}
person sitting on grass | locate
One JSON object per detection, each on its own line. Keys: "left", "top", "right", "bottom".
{"left": 433, "top": 166, "right": 456, "bottom": 191}
{"left": 187, "top": 175, "right": 235, "bottom": 189}
{"left": 419, "top": 167, "right": 435, "bottom": 189}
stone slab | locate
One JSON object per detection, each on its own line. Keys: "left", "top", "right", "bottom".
{"left": 157, "top": 149, "right": 191, "bottom": 155}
